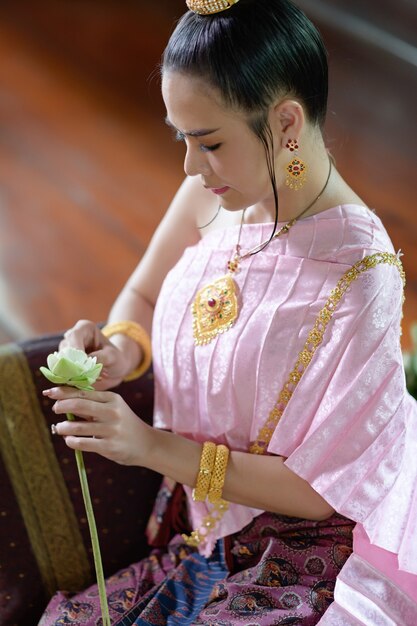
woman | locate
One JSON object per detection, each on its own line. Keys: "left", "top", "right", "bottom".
{"left": 40, "top": 0, "right": 417, "bottom": 624}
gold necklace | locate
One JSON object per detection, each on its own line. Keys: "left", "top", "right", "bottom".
{"left": 192, "top": 158, "right": 333, "bottom": 345}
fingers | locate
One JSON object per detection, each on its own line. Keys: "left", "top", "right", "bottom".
{"left": 59, "top": 320, "right": 103, "bottom": 353}
{"left": 52, "top": 419, "right": 103, "bottom": 438}
{"left": 43, "top": 387, "right": 115, "bottom": 422}
{"left": 51, "top": 427, "right": 104, "bottom": 453}
{"left": 63, "top": 436, "right": 101, "bottom": 453}
{"left": 48, "top": 397, "right": 127, "bottom": 459}
{"left": 48, "top": 388, "right": 117, "bottom": 452}
{"left": 48, "top": 389, "right": 115, "bottom": 448}
{"left": 88, "top": 344, "right": 120, "bottom": 370}
{"left": 59, "top": 323, "right": 127, "bottom": 387}
{"left": 43, "top": 387, "right": 110, "bottom": 403}
{"left": 45, "top": 385, "right": 147, "bottom": 466}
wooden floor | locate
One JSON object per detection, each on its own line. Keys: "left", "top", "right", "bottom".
{"left": 0, "top": 1, "right": 416, "bottom": 348}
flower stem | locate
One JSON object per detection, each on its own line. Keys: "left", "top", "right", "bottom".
{"left": 67, "top": 413, "right": 111, "bottom": 626}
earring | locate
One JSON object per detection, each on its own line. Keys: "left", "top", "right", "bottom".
{"left": 285, "top": 139, "right": 307, "bottom": 190}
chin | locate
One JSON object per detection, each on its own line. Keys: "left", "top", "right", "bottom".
{"left": 220, "top": 195, "right": 251, "bottom": 213}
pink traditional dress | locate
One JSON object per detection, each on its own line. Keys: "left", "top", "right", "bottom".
{"left": 153, "top": 203, "right": 417, "bottom": 623}
{"left": 40, "top": 204, "right": 417, "bottom": 625}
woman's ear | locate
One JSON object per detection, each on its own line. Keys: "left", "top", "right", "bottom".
{"left": 270, "top": 99, "right": 306, "bottom": 149}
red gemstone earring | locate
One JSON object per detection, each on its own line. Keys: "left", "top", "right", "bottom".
{"left": 286, "top": 139, "right": 299, "bottom": 152}
{"left": 285, "top": 139, "right": 307, "bottom": 190}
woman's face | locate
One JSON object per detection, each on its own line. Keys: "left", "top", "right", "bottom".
{"left": 162, "top": 71, "right": 280, "bottom": 214}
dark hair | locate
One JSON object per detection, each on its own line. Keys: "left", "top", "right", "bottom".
{"left": 162, "top": 0, "right": 328, "bottom": 241}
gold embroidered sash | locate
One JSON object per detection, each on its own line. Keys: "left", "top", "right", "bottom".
{"left": 250, "top": 252, "right": 405, "bottom": 454}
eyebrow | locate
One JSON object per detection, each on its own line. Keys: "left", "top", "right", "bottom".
{"left": 165, "top": 116, "right": 220, "bottom": 138}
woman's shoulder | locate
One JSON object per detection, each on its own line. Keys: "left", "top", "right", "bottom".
{"left": 198, "top": 203, "right": 394, "bottom": 251}
{"left": 297, "top": 203, "right": 396, "bottom": 263}
{"left": 340, "top": 203, "right": 394, "bottom": 247}
{"left": 177, "top": 199, "right": 397, "bottom": 271}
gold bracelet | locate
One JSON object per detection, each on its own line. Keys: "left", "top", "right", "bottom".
{"left": 192, "top": 442, "right": 216, "bottom": 502}
{"left": 208, "top": 444, "right": 230, "bottom": 504}
{"left": 183, "top": 443, "right": 230, "bottom": 548}
{"left": 101, "top": 321, "right": 152, "bottom": 382}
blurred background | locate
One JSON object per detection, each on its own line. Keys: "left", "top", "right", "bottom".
{"left": 0, "top": 0, "right": 416, "bottom": 347}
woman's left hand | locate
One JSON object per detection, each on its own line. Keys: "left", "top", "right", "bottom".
{"left": 44, "top": 387, "right": 154, "bottom": 467}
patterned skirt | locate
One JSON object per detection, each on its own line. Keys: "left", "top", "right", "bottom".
{"left": 39, "top": 483, "right": 354, "bottom": 625}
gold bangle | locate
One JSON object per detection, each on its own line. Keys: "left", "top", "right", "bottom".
{"left": 101, "top": 321, "right": 152, "bottom": 382}
{"left": 183, "top": 443, "right": 230, "bottom": 548}
{"left": 208, "top": 444, "right": 230, "bottom": 504}
{"left": 192, "top": 442, "right": 216, "bottom": 502}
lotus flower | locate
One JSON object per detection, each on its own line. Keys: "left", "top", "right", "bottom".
{"left": 40, "top": 347, "right": 109, "bottom": 625}
{"left": 40, "top": 347, "right": 102, "bottom": 390}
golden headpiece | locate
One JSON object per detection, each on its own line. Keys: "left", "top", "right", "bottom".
{"left": 186, "top": 0, "right": 240, "bottom": 15}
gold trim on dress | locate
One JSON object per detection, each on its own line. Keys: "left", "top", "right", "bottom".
{"left": 0, "top": 344, "right": 91, "bottom": 595}
{"left": 250, "top": 252, "right": 405, "bottom": 454}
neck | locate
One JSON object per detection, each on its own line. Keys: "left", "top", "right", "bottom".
{"left": 247, "top": 137, "right": 335, "bottom": 224}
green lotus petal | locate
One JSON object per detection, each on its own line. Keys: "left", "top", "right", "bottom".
{"left": 39, "top": 367, "right": 68, "bottom": 385}
{"left": 67, "top": 380, "right": 95, "bottom": 391}
{"left": 68, "top": 374, "right": 90, "bottom": 382}
{"left": 85, "top": 364, "right": 103, "bottom": 383}
{"left": 47, "top": 352, "right": 59, "bottom": 370}
{"left": 52, "top": 357, "right": 83, "bottom": 380}
{"left": 66, "top": 374, "right": 95, "bottom": 389}
{"left": 70, "top": 365, "right": 102, "bottom": 385}
{"left": 62, "top": 347, "right": 90, "bottom": 365}
{"left": 90, "top": 363, "right": 103, "bottom": 377}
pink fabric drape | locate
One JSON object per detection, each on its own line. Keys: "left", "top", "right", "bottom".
{"left": 152, "top": 204, "right": 417, "bottom": 618}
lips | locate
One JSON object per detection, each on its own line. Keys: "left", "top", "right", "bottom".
{"left": 206, "top": 186, "right": 230, "bottom": 195}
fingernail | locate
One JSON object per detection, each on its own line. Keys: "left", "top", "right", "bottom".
{"left": 51, "top": 424, "right": 58, "bottom": 435}
{"left": 52, "top": 403, "right": 57, "bottom": 412}
{"left": 43, "top": 389, "right": 52, "bottom": 396}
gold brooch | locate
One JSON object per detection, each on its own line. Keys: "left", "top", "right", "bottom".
{"left": 192, "top": 274, "right": 239, "bottom": 345}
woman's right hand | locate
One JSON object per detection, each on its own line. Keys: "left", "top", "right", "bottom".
{"left": 59, "top": 320, "right": 130, "bottom": 390}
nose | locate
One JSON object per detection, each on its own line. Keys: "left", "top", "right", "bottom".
{"left": 184, "top": 144, "right": 212, "bottom": 177}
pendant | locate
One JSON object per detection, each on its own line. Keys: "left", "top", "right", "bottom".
{"left": 286, "top": 157, "right": 307, "bottom": 190}
{"left": 192, "top": 274, "right": 239, "bottom": 345}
